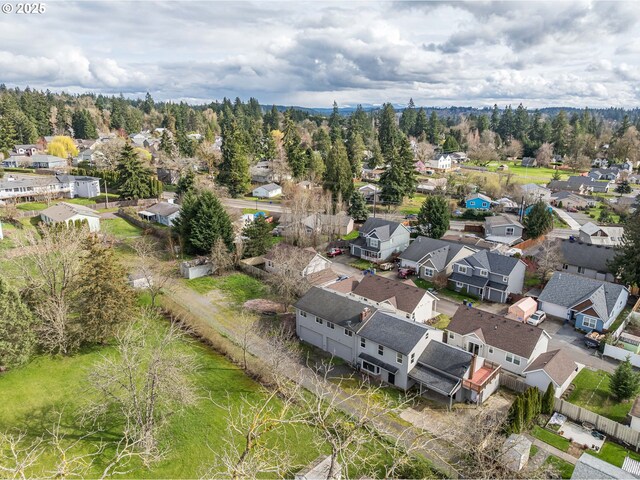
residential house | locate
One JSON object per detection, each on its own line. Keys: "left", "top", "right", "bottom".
{"left": 30, "top": 154, "right": 67, "bottom": 169}
{"left": 521, "top": 183, "right": 552, "bottom": 203}
{"left": 414, "top": 160, "right": 428, "bottom": 174}
{"left": 559, "top": 240, "right": 616, "bottom": 282}
{"left": 446, "top": 308, "right": 550, "bottom": 376}
{"left": 628, "top": 173, "right": 640, "bottom": 185}
{"left": 494, "top": 197, "right": 519, "bottom": 212}
{"left": 450, "top": 152, "right": 468, "bottom": 163}
{"left": 358, "top": 183, "right": 381, "bottom": 204}
{"left": 361, "top": 167, "right": 384, "bottom": 181}
{"left": 252, "top": 183, "right": 282, "bottom": 198}
{"left": 67, "top": 175, "right": 101, "bottom": 198}
{"left": 278, "top": 212, "right": 354, "bottom": 237}
{"left": 40, "top": 202, "right": 101, "bottom": 232}
{"left": 537, "top": 272, "right": 629, "bottom": 332}
{"left": 74, "top": 148, "right": 102, "bottom": 167}
{"left": 588, "top": 168, "right": 620, "bottom": 181}
{"left": 156, "top": 167, "right": 181, "bottom": 185}
{"left": 427, "top": 154, "right": 452, "bottom": 172}
{"left": 523, "top": 349, "right": 581, "bottom": 397}
{"left": 335, "top": 273, "right": 438, "bottom": 322}
{"left": 0, "top": 174, "right": 99, "bottom": 202}
{"left": 349, "top": 218, "right": 411, "bottom": 262}
{"left": 129, "top": 133, "right": 148, "bottom": 147}
{"left": 399, "top": 236, "right": 477, "bottom": 282}
{"left": 465, "top": 193, "right": 493, "bottom": 210}
{"left": 520, "top": 157, "right": 537, "bottom": 167}
{"left": 578, "top": 222, "right": 624, "bottom": 246}
{"left": 138, "top": 202, "right": 181, "bottom": 226}
{"left": 550, "top": 191, "right": 594, "bottom": 209}
{"left": 250, "top": 160, "right": 292, "bottom": 184}
{"left": 484, "top": 214, "right": 524, "bottom": 246}
{"left": 264, "top": 244, "right": 331, "bottom": 277}
{"left": 592, "top": 158, "right": 608, "bottom": 168}
{"left": 416, "top": 177, "right": 447, "bottom": 194}
{"left": 12, "top": 144, "right": 38, "bottom": 156}
{"left": 571, "top": 453, "right": 637, "bottom": 480}
{"left": 448, "top": 250, "right": 526, "bottom": 303}
{"left": 548, "top": 176, "right": 612, "bottom": 194}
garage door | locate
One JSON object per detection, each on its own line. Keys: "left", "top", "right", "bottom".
{"left": 299, "top": 326, "right": 323, "bottom": 349}
{"left": 327, "top": 338, "right": 353, "bottom": 363}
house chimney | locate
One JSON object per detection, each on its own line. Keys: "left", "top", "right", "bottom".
{"left": 470, "top": 354, "right": 477, "bottom": 375}
{"left": 360, "top": 307, "right": 370, "bottom": 321}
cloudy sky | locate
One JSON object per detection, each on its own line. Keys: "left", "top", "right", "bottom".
{"left": 1, "top": 1, "right": 639, "bottom": 108}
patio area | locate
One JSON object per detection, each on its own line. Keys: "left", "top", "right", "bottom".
{"left": 555, "top": 417, "right": 606, "bottom": 452}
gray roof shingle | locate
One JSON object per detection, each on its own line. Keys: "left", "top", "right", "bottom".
{"left": 357, "top": 311, "right": 430, "bottom": 355}
{"left": 358, "top": 217, "right": 405, "bottom": 242}
{"left": 399, "top": 236, "right": 475, "bottom": 270}
{"left": 523, "top": 349, "right": 578, "bottom": 386}
{"left": 560, "top": 240, "right": 616, "bottom": 273}
{"left": 417, "top": 340, "right": 472, "bottom": 378}
{"left": 294, "top": 287, "right": 374, "bottom": 329}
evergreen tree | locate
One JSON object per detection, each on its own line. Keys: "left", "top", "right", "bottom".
{"left": 610, "top": 209, "right": 640, "bottom": 286}
{"left": 263, "top": 105, "right": 280, "bottom": 133}
{"left": 218, "top": 117, "right": 251, "bottom": 197}
{"left": 282, "top": 112, "right": 306, "bottom": 178}
{"left": 348, "top": 191, "right": 369, "bottom": 222}
{"left": 174, "top": 190, "right": 234, "bottom": 255}
{"left": 176, "top": 170, "right": 196, "bottom": 198}
{"left": 616, "top": 180, "right": 632, "bottom": 196}
{"left": 116, "top": 144, "right": 152, "bottom": 199}
{"left": 524, "top": 201, "right": 553, "bottom": 238}
{"left": 413, "top": 107, "right": 428, "bottom": 139}
{"left": 346, "top": 131, "right": 366, "bottom": 178}
{"left": 442, "top": 135, "right": 460, "bottom": 153}
{"left": 476, "top": 114, "right": 490, "bottom": 134}
{"left": 71, "top": 109, "right": 97, "bottom": 139}
{"left": 542, "top": 383, "right": 555, "bottom": 414}
{"left": 379, "top": 152, "right": 405, "bottom": 205}
{"left": 323, "top": 141, "right": 353, "bottom": 202}
{"left": 378, "top": 103, "right": 398, "bottom": 160}
{"left": 507, "top": 396, "right": 524, "bottom": 434}
{"left": 498, "top": 105, "right": 514, "bottom": 141}
{"left": 74, "top": 239, "right": 135, "bottom": 344}
{"left": 427, "top": 111, "right": 440, "bottom": 144}
{"left": 160, "top": 130, "right": 177, "bottom": 157}
{"left": 418, "top": 195, "right": 450, "bottom": 239}
{"left": 328, "top": 101, "right": 342, "bottom": 143}
{"left": 0, "top": 114, "right": 17, "bottom": 157}
{"left": 0, "top": 278, "right": 36, "bottom": 368}
{"left": 552, "top": 110, "right": 570, "bottom": 156}
{"left": 490, "top": 104, "right": 500, "bottom": 132}
{"left": 610, "top": 356, "right": 640, "bottom": 401}
{"left": 242, "top": 216, "right": 272, "bottom": 258}
{"left": 513, "top": 103, "right": 529, "bottom": 142}
{"left": 399, "top": 98, "right": 417, "bottom": 136}
{"left": 312, "top": 128, "right": 331, "bottom": 160}
{"left": 398, "top": 135, "right": 418, "bottom": 196}
{"left": 552, "top": 169, "right": 562, "bottom": 181}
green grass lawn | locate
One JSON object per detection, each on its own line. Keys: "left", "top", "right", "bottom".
{"left": 531, "top": 426, "right": 571, "bottom": 452}
{"left": 350, "top": 259, "right": 376, "bottom": 270}
{"left": 432, "top": 314, "right": 451, "bottom": 329}
{"left": 544, "top": 455, "right": 575, "bottom": 479}
{"left": 593, "top": 441, "right": 640, "bottom": 468}
{"left": 566, "top": 369, "right": 631, "bottom": 422}
{"left": 16, "top": 201, "right": 49, "bottom": 211}
{"left": 552, "top": 212, "right": 568, "bottom": 228}
{"left": 185, "top": 273, "right": 270, "bottom": 305}
{"left": 101, "top": 218, "right": 143, "bottom": 239}
{"left": 341, "top": 229, "right": 359, "bottom": 241}
{"left": 530, "top": 444, "right": 539, "bottom": 457}
{"left": 413, "top": 278, "right": 435, "bottom": 290}
{"left": 439, "top": 288, "right": 479, "bottom": 304}
{"left": 485, "top": 161, "right": 580, "bottom": 184}
{"left": 400, "top": 193, "right": 427, "bottom": 215}
{"left": 241, "top": 208, "right": 270, "bottom": 215}
{"left": 586, "top": 205, "right": 621, "bottom": 224}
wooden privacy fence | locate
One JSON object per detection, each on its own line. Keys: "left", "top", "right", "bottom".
{"left": 553, "top": 398, "right": 640, "bottom": 450}
{"left": 499, "top": 374, "right": 528, "bottom": 393}
{"left": 514, "top": 235, "right": 546, "bottom": 252}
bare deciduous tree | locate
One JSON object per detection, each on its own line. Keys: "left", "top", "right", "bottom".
{"left": 536, "top": 237, "right": 562, "bottom": 283}
{"left": 132, "top": 238, "right": 174, "bottom": 307}
{"left": 209, "top": 237, "right": 234, "bottom": 275}
{"left": 0, "top": 431, "right": 43, "bottom": 479}
{"left": 265, "top": 245, "right": 312, "bottom": 309}
{"left": 94, "top": 137, "right": 126, "bottom": 170}
{"left": 85, "top": 311, "right": 198, "bottom": 463}
{"left": 535, "top": 142, "right": 554, "bottom": 167}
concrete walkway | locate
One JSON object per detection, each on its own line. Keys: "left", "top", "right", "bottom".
{"left": 524, "top": 434, "right": 578, "bottom": 465}
{"left": 551, "top": 206, "right": 581, "bottom": 231}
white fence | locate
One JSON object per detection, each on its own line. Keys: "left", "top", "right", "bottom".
{"left": 603, "top": 344, "right": 640, "bottom": 368}
{"left": 553, "top": 398, "right": 640, "bottom": 449}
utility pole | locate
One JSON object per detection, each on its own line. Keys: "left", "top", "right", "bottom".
{"left": 104, "top": 179, "right": 109, "bottom": 209}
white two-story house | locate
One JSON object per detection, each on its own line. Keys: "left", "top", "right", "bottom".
{"left": 445, "top": 307, "right": 550, "bottom": 376}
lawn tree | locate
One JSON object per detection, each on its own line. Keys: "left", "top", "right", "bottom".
{"left": 542, "top": 383, "right": 555, "bottom": 414}
{"left": 117, "top": 143, "right": 152, "bottom": 199}
{"left": 174, "top": 190, "right": 234, "bottom": 255}
{"left": 534, "top": 142, "right": 554, "bottom": 167}
{"left": 323, "top": 140, "right": 353, "bottom": 202}
{"left": 348, "top": 191, "right": 369, "bottom": 223}
{"left": 599, "top": 206, "right": 614, "bottom": 224}
{"left": 398, "top": 135, "right": 418, "bottom": 196}
{"left": 210, "top": 237, "right": 234, "bottom": 274}
{"left": 0, "top": 278, "right": 36, "bottom": 369}
{"left": 131, "top": 238, "right": 174, "bottom": 307}
{"left": 610, "top": 209, "right": 640, "bottom": 286}
{"left": 242, "top": 216, "right": 272, "bottom": 258}
{"left": 610, "top": 356, "right": 640, "bottom": 401}
{"left": 175, "top": 170, "right": 196, "bottom": 198}
{"left": 74, "top": 238, "right": 135, "bottom": 344}
{"left": 218, "top": 117, "right": 251, "bottom": 197}
{"left": 551, "top": 168, "right": 562, "bottom": 181}
{"left": 418, "top": 195, "right": 450, "bottom": 239}
{"left": 379, "top": 152, "right": 405, "bottom": 205}
{"left": 19, "top": 223, "right": 89, "bottom": 355}
{"left": 524, "top": 201, "right": 553, "bottom": 239}
{"left": 536, "top": 237, "right": 562, "bottom": 283}
{"left": 85, "top": 311, "right": 198, "bottom": 464}
{"left": 616, "top": 180, "right": 632, "bottom": 196}
{"left": 265, "top": 246, "right": 312, "bottom": 309}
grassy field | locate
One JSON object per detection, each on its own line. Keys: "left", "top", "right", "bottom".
{"left": 566, "top": 369, "right": 631, "bottom": 422}
{"left": 485, "top": 161, "right": 580, "bottom": 183}
{"left": 101, "top": 218, "right": 143, "bottom": 239}
{"left": 341, "top": 229, "right": 359, "bottom": 241}
{"left": 544, "top": 455, "right": 575, "bottom": 479}
{"left": 400, "top": 193, "right": 427, "bottom": 215}
{"left": 16, "top": 201, "right": 49, "bottom": 211}
{"left": 531, "top": 426, "right": 571, "bottom": 452}
{"left": 593, "top": 441, "right": 640, "bottom": 468}
{"left": 185, "top": 273, "right": 270, "bottom": 305}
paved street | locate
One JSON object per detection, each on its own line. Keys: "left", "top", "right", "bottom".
{"left": 221, "top": 197, "right": 284, "bottom": 213}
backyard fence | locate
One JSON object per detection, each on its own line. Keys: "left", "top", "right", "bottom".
{"left": 116, "top": 209, "right": 176, "bottom": 241}
{"left": 513, "top": 235, "right": 546, "bottom": 252}
{"left": 553, "top": 398, "right": 640, "bottom": 450}
{"left": 239, "top": 257, "right": 269, "bottom": 280}
{"left": 499, "top": 374, "right": 528, "bottom": 393}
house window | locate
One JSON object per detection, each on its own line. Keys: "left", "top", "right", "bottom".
{"left": 458, "top": 265, "right": 467, "bottom": 274}
{"left": 362, "top": 361, "right": 380, "bottom": 375}
{"left": 482, "top": 202, "right": 488, "bottom": 207}
{"left": 361, "top": 338, "right": 366, "bottom": 348}
{"left": 448, "top": 332, "right": 454, "bottom": 339}
{"left": 478, "top": 269, "right": 488, "bottom": 277}
{"left": 577, "top": 266, "right": 585, "bottom": 274}
{"left": 316, "top": 317, "right": 323, "bottom": 325}
{"left": 300, "top": 311, "right": 307, "bottom": 317}
{"left": 411, "top": 353, "right": 416, "bottom": 363}
{"left": 344, "top": 328, "right": 353, "bottom": 337}
{"left": 505, "top": 227, "right": 514, "bottom": 236}
{"left": 369, "top": 238, "right": 379, "bottom": 248}
{"left": 456, "top": 281, "right": 464, "bottom": 288}
{"left": 582, "top": 317, "right": 598, "bottom": 330}
{"left": 506, "top": 353, "right": 521, "bottom": 366}
{"left": 489, "top": 347, "right": 494, "bottom": 354}
{"left": 396, "top": 352, "right": 403, "bottom": 364}
{"left": 424, "top": 268, "right": 434, "bottom": 277}
{"left": 562, "top": 264, "right": 568, "bottom": 270}
{"left": 378, "top": 345, "right": 384, "bottom": 356}
{"left": 327, "top": 321, "right": 335, "bottom": 329}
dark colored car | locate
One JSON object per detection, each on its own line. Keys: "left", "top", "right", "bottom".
{"left": 326, "top": 247, "right": 344, "bottom": 257}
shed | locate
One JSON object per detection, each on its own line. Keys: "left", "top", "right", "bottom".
{"left": 252, "top": 183, "right": 282, "bottom": 198}
{"left": 508, "top": 297, "right": 538, "bottom": 322}
{"left": 502, "top": 434, "right": 531, "bottom": 472}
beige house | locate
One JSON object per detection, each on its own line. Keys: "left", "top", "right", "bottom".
{"left": 40, "top": 202, "right": 101, "bottom": 232}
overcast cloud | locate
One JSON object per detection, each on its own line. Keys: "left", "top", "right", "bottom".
{"left": 1, "top": 1, "right": 638, "bottom": 108}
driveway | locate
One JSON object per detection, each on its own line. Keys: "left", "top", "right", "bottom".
{"left": 565, "top": 210, "right": 593, "bottom": 226}
{"left": 326, "top": 253, "right": 366, "bottom": 278}
{"left": 551, "top": 206, "right": 580, "bottom": 230}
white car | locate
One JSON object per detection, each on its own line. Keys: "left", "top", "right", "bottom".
{"left": 527, "top": 311, "right": 547, "bottom": 326}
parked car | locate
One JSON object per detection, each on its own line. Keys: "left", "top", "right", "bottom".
{"left": 378, "top": 262, "right": 394, "bottom": 271}
{"left": 397, "top": 268, "right": 414, "bottom": 279}
{"left": 566, "top": 207, "right": 578, "bottom": 213}
{"left": 527, "top": 311, "right": 547, "bottom": 326}
{"left": 326, "top": 247, "right": 345, "bottom": 258}
{"left": 404, "top": 213, "right": 418, "bottom": 220}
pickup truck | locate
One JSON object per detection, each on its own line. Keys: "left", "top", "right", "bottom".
{"left": 584, "top": 331, "right": 606, "bottom": 349}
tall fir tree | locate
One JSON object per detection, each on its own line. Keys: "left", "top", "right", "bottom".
{"left": 378, "top": 103, "right": 398, "bottom": 160}
{"left": 398, "top": 135, "right": 418, "bottom": 196}
{"left": 116, "top": 143, "right": 152, "bottom": 199}
{"left": 524, "top": 201, "right": 553, "bottom": 238}
{"left": 610, "top": 356, "right": 640, "bottom": 401}
{"left": 328, "top": 101, "right": 342, "bottom": 143}
{"left": 427, "top": 111, "right": 440, "bottom": 145}
{"left": 282, "top": 112, "right": 306, "bottom": 178}
{"left": 346, "top": 130, "right": 366, "bottom": 178}
{"left": 399, "top": 98, "right": 417, "bottom": 136}
{"left": 242, "top": 216, "right": 273, "bottom": 258}
{"left": 417, "top": 195, "right": 450, "bottom": 239}
{"left": 413, "top": 107, "right": 428, "bottom": 139}
{"left": 218, "top": 117, "right": 251, "bottom": 197}
{"left": 347, "top": 191, "right": 369, "bottom": 223}
{"left": 323, "top": 141, "right": 353, "bottom": 202}
{"left": 610, "top": 209, "right": 640, "bottom": 287}
{"left": 379, "top": 150, "right": 405, "bottom": 206}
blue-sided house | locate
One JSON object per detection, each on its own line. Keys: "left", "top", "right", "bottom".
{"left": 465, "top": 193, "right": 493, "bottom": 210}
{"left": 537, "top": 272, "right": 629, "bottom": 333}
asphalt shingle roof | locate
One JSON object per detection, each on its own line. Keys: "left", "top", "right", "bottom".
{"left": 523, "top": 349, "right": 578, "bottom": 386}
{"left": 40, "top": 202, "right": 100, "bottom": 222}
{"left": 358, "top": 217, "right": 404, "bottom": 242}
{"left": 408, "top": 363, "right": 460, "bottom": 396}
{"left": 459, "top": 249, "right": 522, "bottom": 276}
{"left": 572, "top": 453, "right": 636, "bottom": 479}
{"left": 357, "top": 310, "right": 430, "bottom": 355}
{"left": 560, "top": 240, "right": 616, "bottom": 273}
{"left": 399, "top": 237, "right": 474, "bottom": 269}
{"left": 350, "top": 274, "right": 434, "bottom": 314}
{"left": 417, "top": 340, "right": 472, "bottom": 378}
{"left": 294, "top": 287, "right": 375, "bottom": 329}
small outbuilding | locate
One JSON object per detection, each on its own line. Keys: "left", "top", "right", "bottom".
{"left": 508, "top": 297, "right": 538, "bottom": 322}
{"left": 252, "top": 183, "right": 282, "bottom": 198}
{"left": 502, "top": 434, "right": 532, "bottom": 472}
